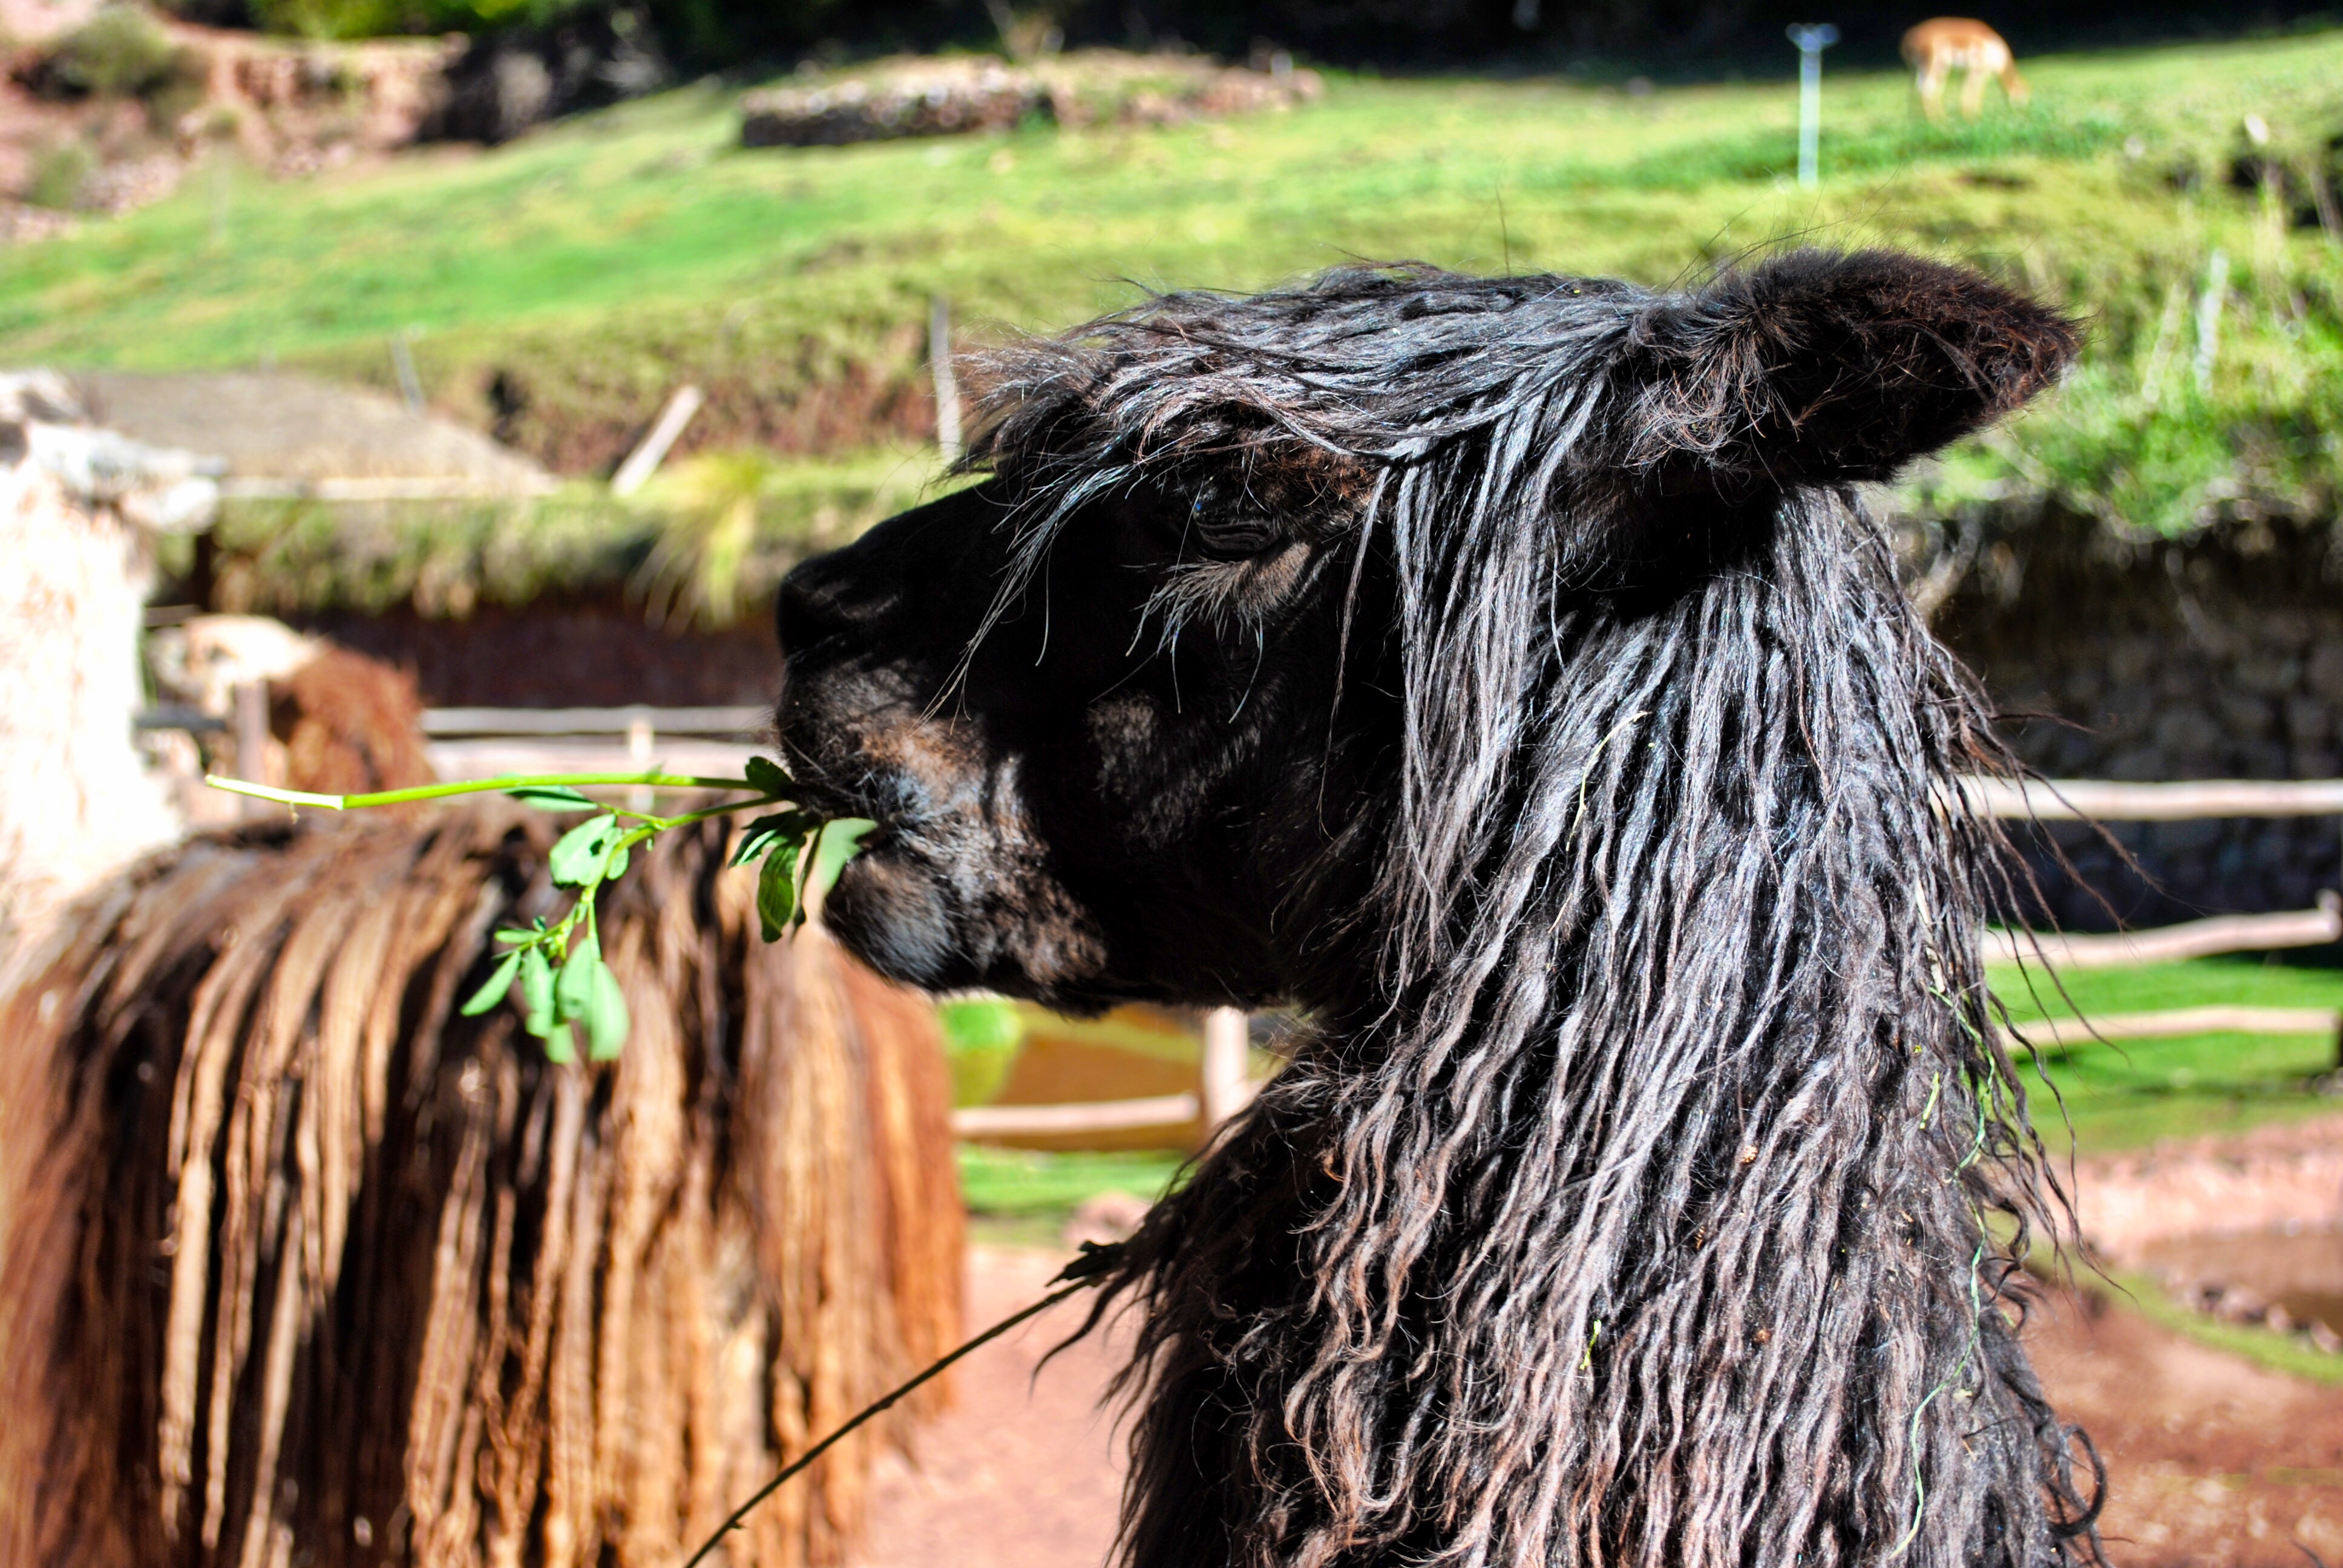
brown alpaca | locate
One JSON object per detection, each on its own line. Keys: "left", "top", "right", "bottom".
{"left": 270, "top": 644, "right": 439, "bottom": 795}
{"left": 147, "top": 616, "right": 436, "bottom": 799}
{"left": 0, "top": 812, "right": 962, "bottom": 1567}
{"left": 0, "top": 377, "right": 962, "bottom": 1566}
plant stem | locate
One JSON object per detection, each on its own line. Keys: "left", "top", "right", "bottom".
{"left": 204, "top": 771, "right": 761, "bottom": 812}
{"left": 680, "top": 1280, "right": 1094, "bottom": 1568}
{"left": 618, "top": 795, "right": 786, "bottom": 847}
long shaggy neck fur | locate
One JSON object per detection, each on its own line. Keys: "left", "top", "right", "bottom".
{"left": 1096, "top": 494, "right": 2098, "bottom": 1568}
{"left": 952, "top": 259, "right": 2098, "bottom": 1568}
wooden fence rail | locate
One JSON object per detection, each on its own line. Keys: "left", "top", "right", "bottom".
{"left": 420, "top": 705, "right": 770, "bottom": 737}
{"left": 2010, "top": 1005, "right": 2341, "bottom": 1052}
{"left": 1962, "top": 776, "right": 2343, "bottom": 821}
{"left": 951, "top": 1094, "right": 1201, "bottom": 1137}
{"left": 1987, "top": 897, "right": 2342, "bottom": 970}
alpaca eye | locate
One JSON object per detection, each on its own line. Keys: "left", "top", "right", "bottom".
{"left": 1187, "top": 513, "right": 1283, "bottom": 559}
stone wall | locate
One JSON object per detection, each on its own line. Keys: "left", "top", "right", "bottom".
{"left": 1935, "top": 511, "right": 2343, "bottom": 932}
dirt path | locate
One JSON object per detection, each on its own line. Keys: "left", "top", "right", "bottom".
{"left": 861, "top": 1247, "right": 2342, "bottom": 1568}
{"left": 856, "top": 1246, "right": 1129, "bottom": 1568}
{"left": 2028, "top": 1285, "right": 2343, "bottom": 1566}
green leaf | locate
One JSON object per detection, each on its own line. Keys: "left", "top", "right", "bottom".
{"left": 555, "top": 933, "right": 601, "bottom": 1024}
{"left": 549, "top": 814, "right": 620, "bottom": 889}
{"left": 541, "top": 1022, "right": 578, "bottom": 1065}
{"left": 605, "top": 839, "right": 630, "bottom": 882}
{"left": 520, "top": 946, "right": 556, "bottom": 1035}
{"left": 493, "top": 927, "right": 540, "bottom": 946}
{"left": 744, "top": 756, "right": 790, "bottom": 797}
{"left": 506, "top": 785, "right": 596, "bottom": 811}
{"left": 730, "top": 808, "right": 818, "bottom": 868}
{"left": 804, "top": 817, "right": 879, "bottom": 910}
{"left": 586, "top": 961, "right": 629, "bottom": 1060}
{"left": 756, "top": 837, "right": 800, "bottom": 943}
{"left": 460, "top": 948, "right": 525, "bottom": 1017}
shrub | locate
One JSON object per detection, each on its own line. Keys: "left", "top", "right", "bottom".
{"left": 24, "top": 142, "right": 96, "bottom": 209}
{"left": 35, "top": 7, "right": 207, "bottom": 128}
{"left": 242, "top": 0, "right": 594, "bottom": 41}
{"left": 48, "top": 7, "right": 185, "bottom": 97}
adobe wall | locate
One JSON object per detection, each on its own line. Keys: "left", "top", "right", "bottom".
{"left": 302, "top": 597, "right": 779, "bottom": 708}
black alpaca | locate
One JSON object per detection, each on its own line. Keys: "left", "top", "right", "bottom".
{"left": 773, "top": 251, "right": 2103, "bottom": 1568}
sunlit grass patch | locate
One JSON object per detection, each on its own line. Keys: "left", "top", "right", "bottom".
{"left": 5, "top": 26, "right": 2341, "bottom": 522}
{"left": 957, "top": 1144, "right": 1188, "bottom": 1244}
{"left": 1989, "top": 958, "right": 2343, "bottom": 1154}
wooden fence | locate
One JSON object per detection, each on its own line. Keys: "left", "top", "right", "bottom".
{"left": 1972, "top": 775, "right": 2342, "bottom": 1059}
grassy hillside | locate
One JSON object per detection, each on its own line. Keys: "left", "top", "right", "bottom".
{"left": 5, "top": 28, "right": 2341, "bottom": 532}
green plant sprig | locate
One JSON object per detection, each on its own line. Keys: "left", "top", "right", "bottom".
{"left": 204, "top": 758, "right": 874, "bottom": 1061}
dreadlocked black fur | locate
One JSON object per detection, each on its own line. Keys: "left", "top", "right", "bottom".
{"left": 1096, "top": 492, "right": 2105, "bottom": 1568}
{"left": 773, "top": 251, "right": 2099, "bottom": 1568}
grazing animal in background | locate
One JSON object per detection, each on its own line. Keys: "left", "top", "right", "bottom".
{"left": 775, "top": 250, "right": 2102, "bottom": 1567}
{"left": 267, "top": 643, "right": 441, "bottom": 795}
{"left": 0, "top": 812, "right": 963, "bottom": 1568}
{"left": 1903, "top": 18, "right": 2031, "bottom": 122}
{"left": 148, "top": 615, "right": 441, "bottom": 805}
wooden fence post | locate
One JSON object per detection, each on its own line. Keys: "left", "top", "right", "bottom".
{"left": 232, "top": 679, "right": 271, "bottom": 817}
{"left": 612, "top": 386, "right": 705, "bottom": 498}
{"left": 931, "top": 298, "right": 963, "bottom": 464}
{"left": 1201, "top": 1007, "right": 1252, "bottom": 1128}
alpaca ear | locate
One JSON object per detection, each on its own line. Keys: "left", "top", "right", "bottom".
{"left": 1622, "top": 249, "right": 2080, "bottom": 491}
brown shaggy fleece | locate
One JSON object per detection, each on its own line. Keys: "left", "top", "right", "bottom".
{"left": 270, "top": 644, "right": 439, "bottom": 795}
{"left": 0, "top": 808, "right": 960, "bottom": 1568}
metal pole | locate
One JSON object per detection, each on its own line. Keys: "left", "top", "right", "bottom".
{"left": 390, "top": 329, "right": 425, "bottom": 412}
{"left": 2194, "top": 249, "right": 2229, "bottom": 395}
{"left": 1799, "top": 45, "right": 1820, "bottom": 187}
{"left": 1786, "top": 24, "right": 1838, "bottom": 190}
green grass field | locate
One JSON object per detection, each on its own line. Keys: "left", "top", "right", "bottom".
{"left": 2, "top": 33, "right": 2333, "bottom": 363}
{"left": 6, "top": 27, "right": 2342, "bottom": 531}
{"left": 956, "top": 1144, "right": 1188, "bottom": 1246}
{"left": 1991, "top": 957, "right": 2343, "bottom": 1152}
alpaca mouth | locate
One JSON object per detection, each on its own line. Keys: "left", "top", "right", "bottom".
{"left": 764, "top": 751, "right": 880, "bottom": 825}
{"left": 808, "top": 783, "right": 911, "bottom": 838}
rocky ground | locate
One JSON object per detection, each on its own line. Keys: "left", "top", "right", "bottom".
{"left": 0, "top": 10, "right": 458, "bottom": 239}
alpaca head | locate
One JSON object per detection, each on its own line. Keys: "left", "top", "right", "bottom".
{"left": 774, "top": 250, "right": 2077, "bottom": 1014}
